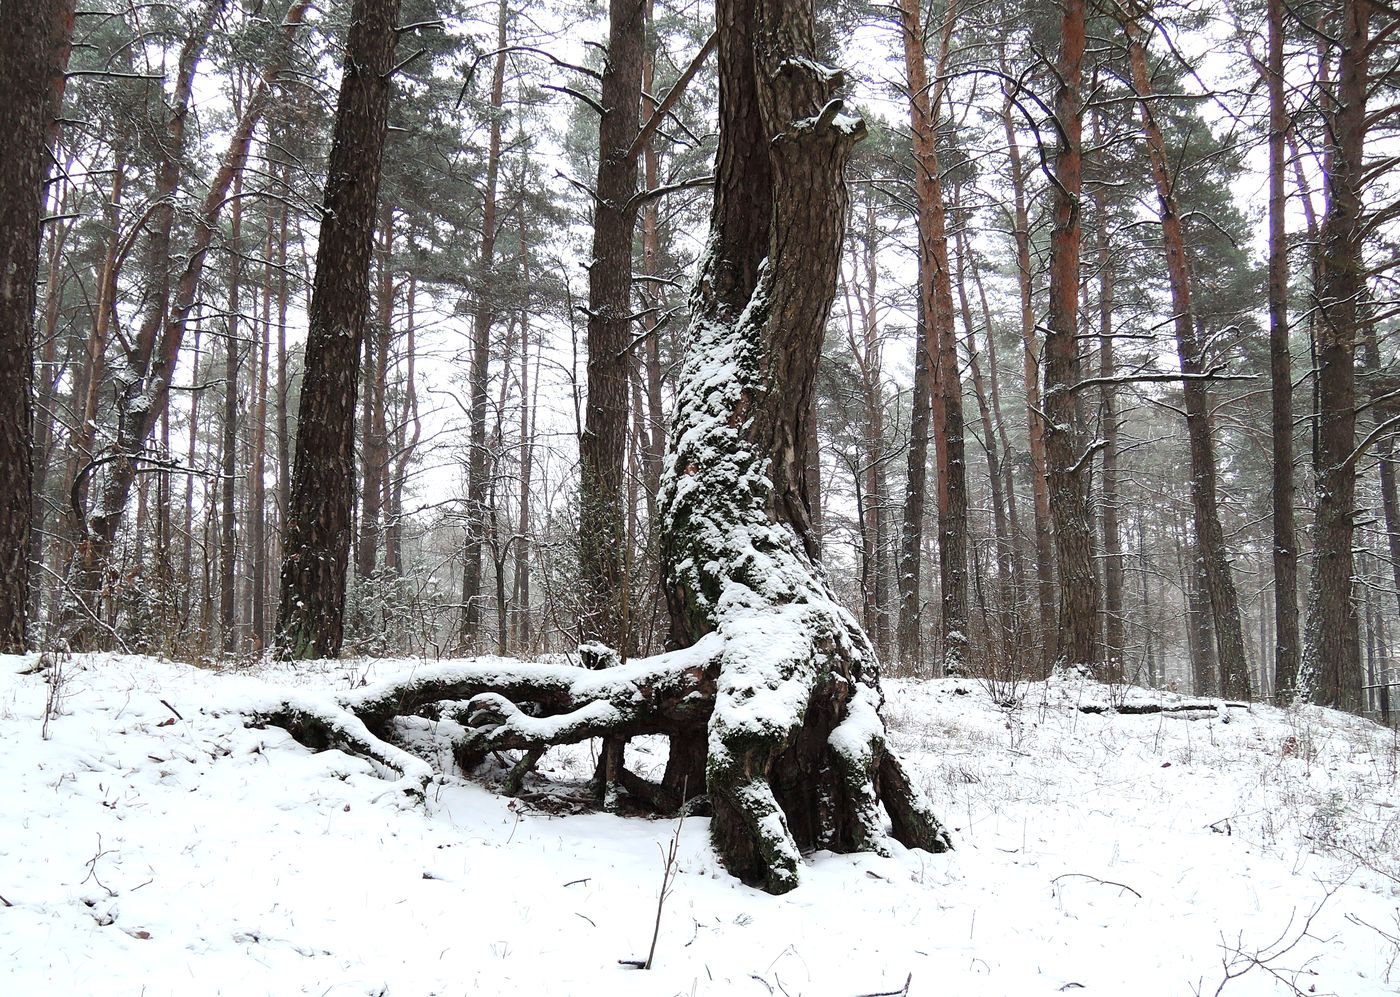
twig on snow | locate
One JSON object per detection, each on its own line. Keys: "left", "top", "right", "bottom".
{"left": 856, "top": 973, "right": 913, "bottom": 997}
{"left": 1052, "top": 872, "right": 1143, "bottom": 899}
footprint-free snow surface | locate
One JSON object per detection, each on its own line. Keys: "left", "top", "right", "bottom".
{"left": 2, "top": 653, "right": 1398, "bottom": 996}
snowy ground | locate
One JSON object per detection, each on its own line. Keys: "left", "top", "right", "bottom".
{"left": 2, "top": 653, "right": 1398, "bottom": 997}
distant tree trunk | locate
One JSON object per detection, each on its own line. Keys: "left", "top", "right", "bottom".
{"left": 30, "top": 189, "right": 74, "bottom": 627}
{"left": 275, "top": 0, "right": 401, "bottom": 660}
{"left": 1361, "top": 327, "right": 1400, "bottom": 618}
{"left": 1265, "top": 0, "right": 1300, "bottom": 703}
{"left": 460, "top": 0, "right": 509, "bottom": 646}
{"left": 954, "top": 221, "right": 1012, "bottom": 623}
{"left": 846, "top": 200, "right": 891, "bottom": 656}
{"left": 1090, "top": 162, "right": 1124, "bottom": 679}
{"left": 895, "top": 0, "right": 967, "bottom": 673}
{"left": 970, "top": 258, "right": 1025, "bottom": 602}
{"left": 386, "top": 275, "right": 419, "bottom": 579}
{"left": 220, "top": 172, "right": 243, "bottom": 653}
{"left": 275, "top": 170, "right": 292, "bottom": 548}
{"left": 1124, "top": 13, "right": 1249, "bottom": 699}
{"left": 513, "top": 221, "right": 534, "bottom": 649}
{"left": 579, "top": 0, "right": 645, "bottom": 656}
{"left": 356, "top": 205, "right": 393, "bottom": 584}
{"left": 998, "top": 51, "right": 1056, "bottom": 665}
{"left": 637, "top": 0, "right": 668, "bottom": 648}
{"left": 248, "top": 208, "right": 273, "bottom": 650}
{"left": 659, "top": 0, "right": 948, "bottom": 894}
{"left": 1301, "top": 0, "right": 1369, "bottom": 712}
{"left": 1043, "top": 0, "right": 1099, "bottom": 670}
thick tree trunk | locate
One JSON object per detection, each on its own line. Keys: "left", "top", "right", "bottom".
{"left": 275, "top": 0, "right": 401, "bottom": 660}
{"left": 1043, "top": 0, "right": 1100, "bottom": 670}
{"left": 579, "top": 0, "right": 645, "bottom": 654}
{"left": 1301, "top": 0, "right": 1369, "bottom": 712}
{"left": 0, "top": 0, "right": 73, "bottom": 650}
{"left": 660, "top": 0, "right": 948, "bottom": 894}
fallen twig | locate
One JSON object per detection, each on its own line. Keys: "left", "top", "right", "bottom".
{"left": 856, "top": 973, "right": 912, "bottom": 997}
{"left": 1052, "top": 872, "right": 1142, "bottom": 899}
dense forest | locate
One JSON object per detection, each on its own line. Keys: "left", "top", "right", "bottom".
{"left": 3, "top": 0, "right": 1399, "bottom": 726}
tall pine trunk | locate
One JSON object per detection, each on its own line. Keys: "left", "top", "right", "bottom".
{"left": 1301, "top": 0, "right": 1369, "bottom": 712}
{"left": 1124, "top": 16, "right": 1249, "bottom": 698}
{"left": 1266, "top": 0, "right": 1301, "bottom": 702}
{"left": 1043, "top": 0, "right": 1100, "bottom": 670}
{"left": 579, "top": 0, "right": 645, "bottom": 655}
{"left": 275, "top": 0, "right": 401, "bottom": 659}
{"left": 0, "top": 0, "right": 73, "bottom": 650}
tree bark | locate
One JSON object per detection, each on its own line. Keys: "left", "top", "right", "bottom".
{"left": 220, "top": 171, "right": 243, "bottom": 653}
{"left": 579, "top": 0, "right": 646, "bottom": 655}
{"left": 1301, "top": 0, "right": 1369, "bottom": 712}
{"left": 275, "top": 0, "right": 401, "bottom": 660}
{"left": 0, "top": 0, "right": 73, "bottom": 650}
{"left": 1043, "top": 0, "right": 1100, "bottom": 670}
{"left": 1265, "top": 0, "right": 1301, "bottom": 703}
{"left": 1090, "top": 149, "right": 1124, "bottom": 679}
{"left": 659, "top": 0, "right": 949, "bottom": 894}
{"left": 460, "top": 0, "right": 509, "bottom": 646}
{"left": 895, "top": 0, "right": 967, "bottom": 673}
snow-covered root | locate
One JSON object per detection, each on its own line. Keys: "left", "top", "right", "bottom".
{"left": 244, "top": 695, "right": 435, "bottom": 801}
{"left": 344, "top": 638, "right": 720, "bottom": 740}
{"left": 701, "top": 605, "right": 951, "bottom": 894}
{"left": 248, "top": 640, "right": 722, "bottom": 803}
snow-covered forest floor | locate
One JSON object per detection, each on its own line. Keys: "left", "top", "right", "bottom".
{"left": 2, "top": 653, "right": 1398, "bottom": 997}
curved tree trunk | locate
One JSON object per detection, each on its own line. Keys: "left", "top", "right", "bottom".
{"left": 1124, "top": 13, "right": 1250, "bottom": 700}
{"left": 275, "top": 0, "right": 401, "bottom": 660}
{"left": 659, "top": 0, "right": 948, "bottom": 894}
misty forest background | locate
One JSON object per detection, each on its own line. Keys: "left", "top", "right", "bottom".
{"left": 6, "top": 0, "right": 1400, "bottom": 718}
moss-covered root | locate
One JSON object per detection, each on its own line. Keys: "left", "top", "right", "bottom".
{"left": 709, "top": 771, "right": 802, "bottom": 895}
{"left": 828, "top": 736, "right": 890, "bottom": 857}
{"left": 878, "top": 750, "right": 953, "bottom": 854}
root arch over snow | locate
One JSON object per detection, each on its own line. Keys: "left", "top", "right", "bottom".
{"left": 247, "top": 625, "right": 949, "bottom": 894}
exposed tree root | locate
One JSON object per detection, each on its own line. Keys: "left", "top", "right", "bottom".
{"left": 245, "top": 628, "right": 950, "bottom": 894}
